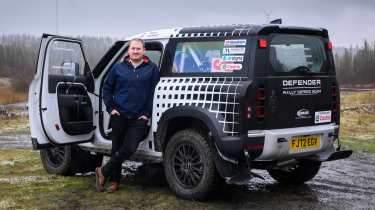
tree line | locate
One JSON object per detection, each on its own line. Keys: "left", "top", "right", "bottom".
{"left": 335, "top": 40, "right": 375, "bottom": 86}
{"left": 0, "top": 34, "right": 374, "bottom": 92}
{"left": 0, "top": 34, "right": 115, "bottom": 91}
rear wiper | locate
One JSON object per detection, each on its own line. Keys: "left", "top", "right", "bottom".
{"left": 288, "top": 66, "right": 314, "bottom": 74}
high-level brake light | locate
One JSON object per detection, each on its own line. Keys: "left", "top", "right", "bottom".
{"left": 258, "top": 39, "right": 268, "bottom": 49}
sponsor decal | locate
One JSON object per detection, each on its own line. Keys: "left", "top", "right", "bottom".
{"left": 314, "top": 111, "right": 331, "bottom": 124}
{"left": 282, "top": 89, "right": 322, "bottom": 96}
{"left": 296, "top": 108, "right": 311, "bottom": 119}
{"left": 283, "top": 80, "right": 321, "bottom": 87}
{"left": 212, "top": 58, "right": 242, "bottom": 72}
{"left": 222, "top": 63, "right": 242, "bottom": 71}
{"left": 282, "top": 79, "right": 322, "bottom": 96}
{"left": 222, "top": 47, "right": 246, "bottom": 55}
{"left": 224, "top": 39, "right": 247, "bottom": 46}
{"left": 221, "top": 55, "right": 244, "bottom": 62}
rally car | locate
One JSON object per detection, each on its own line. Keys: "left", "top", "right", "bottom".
{"left": 28, "top": 22, "right": 352, "bottom": 200}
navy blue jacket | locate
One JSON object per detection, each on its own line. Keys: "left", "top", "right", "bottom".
{"left": 102, "top": 57, "right": 160, "bottom": 119}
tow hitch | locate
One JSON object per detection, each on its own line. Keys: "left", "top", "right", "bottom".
{"left": 326, "top": 150, "right": 353, "bottom": 161}
{"left": 325, "top": 137, "right": 353, "bottom": 161}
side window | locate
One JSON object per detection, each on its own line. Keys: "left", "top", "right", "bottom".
{"left": 172, "top": 39, "right": 247, "bottom": 74}
{"left": 48, "top": 40, "right": 85, "bottom": 77}
{"left": 145, "top": 50, "right": 162, "bottom": 66}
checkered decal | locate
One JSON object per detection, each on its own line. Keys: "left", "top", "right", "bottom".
{"left": 152, "top": 77, "right": 247, "bottom": 136}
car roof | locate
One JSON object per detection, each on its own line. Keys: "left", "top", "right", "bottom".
{"left": 127, "top": 24, "right": 328, "bottom": 40}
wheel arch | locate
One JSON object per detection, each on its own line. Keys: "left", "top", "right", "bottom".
{"left": 155, "top": 106, "right": 241, "bottom": 179}
{"left": 155, "top": 105, "right": 223, "bottom": 152}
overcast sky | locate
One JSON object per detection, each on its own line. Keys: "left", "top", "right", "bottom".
{"left": 0, "top": 0, "right": 374, "bottom": 47}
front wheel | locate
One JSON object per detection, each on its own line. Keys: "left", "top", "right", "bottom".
{"left": 267, "top": 160, "right": 321, "bottom": 184}
{"left": 164, "top": 129, "right": 218, "bottom": 200}
{"left": 40, "top": 145, "right": 103, "bottom": 176}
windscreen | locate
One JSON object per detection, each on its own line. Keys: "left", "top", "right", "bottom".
{"left": 269, "top": 35, "right": 327, "bottom": 74}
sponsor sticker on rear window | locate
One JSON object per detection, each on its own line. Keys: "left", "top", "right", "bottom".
{"left": 222, "top": 47, "right": 246, "bottom": 55}
{"left": 212, "top": 58, "right": 243, "bottom": 72}
{"left": 224, "top": 39, "right": 247, "bottom": 46}
{"left": 221, "top": 55, "right": 244, "bottom": 62}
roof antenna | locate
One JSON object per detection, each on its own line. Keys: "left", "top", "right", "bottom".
{"left": 270, "top": 19, "right": 282, "bottom": 24}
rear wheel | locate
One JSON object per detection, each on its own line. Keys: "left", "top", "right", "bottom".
{"left": 40, "top": 145, "right": 103, "bottom": 176}
{"left": 164, "top": 129, "right": 218, "bottom": 200}
{"left": 267, "top": 160, "right": 321, "bottom": 184}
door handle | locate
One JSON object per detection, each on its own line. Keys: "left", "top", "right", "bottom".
{"left": 41, "top": 107, "right": 47, "bottom": 111}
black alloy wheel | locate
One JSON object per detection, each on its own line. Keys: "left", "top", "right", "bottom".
{"left": 173, "top": 142, "right": 204, "bottom": 188}
{"left": 164, "top": 129, "right": 219, "bottom": 200}
{"left": 40, "top": 145, "right": 103, "bottom": 176}
{"left": 45, "top": 146, "right": 66, "bottom": 168}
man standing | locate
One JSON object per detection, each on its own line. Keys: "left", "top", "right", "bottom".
{"left": 95, "top": 38, "right": 159, "bottom": 193}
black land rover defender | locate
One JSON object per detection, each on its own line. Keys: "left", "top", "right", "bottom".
{"left": 28, "top": 23, "right": 352, "bottom": 200}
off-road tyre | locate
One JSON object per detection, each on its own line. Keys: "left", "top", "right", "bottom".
{"left": 40, "top": 145, "right": 103, "bottom": 176}
{"left": 164, "top": 129, "right": 218, "bottom": 200}
{"left": 267, "top": 160, "right": 321, "bottom": 184}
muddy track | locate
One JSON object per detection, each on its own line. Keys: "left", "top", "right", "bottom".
{"left": 0, "top": 134, "right": 374, "bottom": 209}
{"left": 204, "top": 151, "right": 374, "bottom": 209}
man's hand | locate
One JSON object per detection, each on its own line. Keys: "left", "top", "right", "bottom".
{"left": 138, "top": 115, "right": 149, "bottom": 121}
{"left": 111, "top": 109, "right": 120, "bottom": 116}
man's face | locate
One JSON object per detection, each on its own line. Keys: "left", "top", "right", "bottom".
{"left": 128, "top": 40, "right": 145, "bottom": 62}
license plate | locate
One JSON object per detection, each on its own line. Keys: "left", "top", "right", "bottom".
{"left": 290, "top": 135, "right": 320, "bottom": 152}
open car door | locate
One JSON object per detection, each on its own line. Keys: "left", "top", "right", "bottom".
{"left": 38, "top": 34, "right": 95, "bottom": 145}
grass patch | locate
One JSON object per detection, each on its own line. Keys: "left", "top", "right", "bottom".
{"left": 0, "top": 116, "right": 29, "bottom": 135}
{"left": 340, "top": 137, "right": 375, "bottom": 153}
{"left": 341, "top": 91, "right": 375, "bottom": 107}
{"left": 0, "top": 86, "right": 27, "bottom": 105}
{"left": 340, "top": 91, "right": 375, "bottom": 153}
{"left": 0, "top": 148, "right": 227, "bottom": 209}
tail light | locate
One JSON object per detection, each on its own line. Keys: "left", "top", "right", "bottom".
{"left": 331, "top": 84, "right": 339, "bottom": 120}
{"left": 245, "top": 105, "right": 252, "bottom": 119}
{"left": 255, "top": 87, "right": 266, "bottom": 120}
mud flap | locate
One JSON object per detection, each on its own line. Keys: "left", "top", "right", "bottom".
{"left": 225, "top": 150, "right": 265, "bottom": 185}
{"left": 325, "top": 150, "right": 353, "bottom": 161}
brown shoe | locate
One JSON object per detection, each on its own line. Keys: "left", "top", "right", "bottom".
{"left": 107, "top": 181, "right": 119, "bottom": 193}
{"left": 95, "top": 167, "right": 106, "bottom": 192}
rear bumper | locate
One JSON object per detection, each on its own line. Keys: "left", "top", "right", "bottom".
{"left": 216, "top": 123, "right": 346, "bottom": 163}
{"left": 256, "top": 123, "right": 339, "bottom": 161}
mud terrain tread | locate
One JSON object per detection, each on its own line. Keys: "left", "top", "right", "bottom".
{"left": 164, "top": 129, "right": 218, "bottom": 200}
{"left": 40, "top": 145, "right": 103, "bottom": 176}
{"left": 40, "top": 145, "right": 73, "bottom": 175}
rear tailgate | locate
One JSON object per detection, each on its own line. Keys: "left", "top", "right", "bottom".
{"left": 250, "top": 32, "right": 339, "bottom": 130}
{"left": 263, "top": 76, "right": 337, "bottom": 129}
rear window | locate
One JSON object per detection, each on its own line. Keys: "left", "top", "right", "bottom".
{"left": 269, "top": 35, "right": 327, "bottom": 74}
